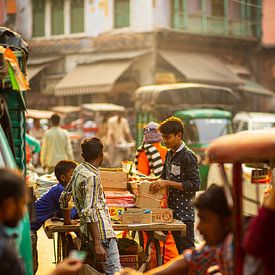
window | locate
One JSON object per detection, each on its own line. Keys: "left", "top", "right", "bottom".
{"left": 171, "top": 0, "right": 186, "bottom": 29}
{"left": 185, "top": 118, "right": 231, "bottom": 144}
{"left": 51, "top": 0, "right": 64, "bottom": 35}
{"left": 114, "top": 0, "right": 130, "bottom": 28}
{"left": 211, "top": 0, "right": 224, "bottom": 17}
{"left": 71, "top": 0, "right": 84, "bottom": 33}
{"left": 32, "top": 0, "right": 45, "bottom": 37}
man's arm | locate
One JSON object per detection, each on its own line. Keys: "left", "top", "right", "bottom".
{"left": 151, "top": 152, "right": 200, "bottom": 193}
{"left": 83, "top": 176, "right": 106, "bottom": 261}
{"left": 181, "top": 152, "right": 200, "bottom": 192}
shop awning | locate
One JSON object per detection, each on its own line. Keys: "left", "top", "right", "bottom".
{"left": 55, "top": 60, "right": 132, "bottom": 96}
{"left": 27, "top": 56, "right": 62, "bottom": 65}
{"left": 27, "top": 65, "right": 45, "bottom": 80}
{"left": 240, "top": 79, "right": 274, "bottom": 96}
{"left": 158, "top": 50, "right": 242, "bottom": 86}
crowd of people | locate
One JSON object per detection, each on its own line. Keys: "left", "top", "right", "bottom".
{"left": 0, "top": 113, "right": 274, "bottom": 275}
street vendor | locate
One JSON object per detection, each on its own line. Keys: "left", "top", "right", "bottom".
{"left": 151, "top": 117, "right": 201, "bottom": 253}
{"left": 134, "top": 122, "right": 167, "bottom": 177}
{"left": 134, "top": 122, "right": 178, "bottom": 266}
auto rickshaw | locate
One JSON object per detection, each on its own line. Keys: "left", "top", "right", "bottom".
{"left": 207, "top": 128, "right": 275, "bottom": 275}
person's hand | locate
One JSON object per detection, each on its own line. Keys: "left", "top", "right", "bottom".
{"left": 150, "top": 180, "right": 168, "bottom": 193}
{"left": 51, "top": 258, "right": 83, "bottom": 275}
{"left": 115, "top": 268, "right": 142, "bottom": 275}
{"left": 94, "top": 242, "right": 106, "bottom": 262}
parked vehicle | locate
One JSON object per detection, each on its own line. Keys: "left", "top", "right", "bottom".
{"left": 134, "top": 83, "right": 238, "bottom": 189}
{"left": 208, "top": 112, "right": 275, "bottom": 216}
{"left": 233, "top": 111, "right": 275, "bottom": 132}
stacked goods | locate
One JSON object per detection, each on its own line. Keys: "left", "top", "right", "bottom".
{"left": 100, "top": 169, "right": 128, "bottom": 191}
{"left": 135, "top": 180, "right": 167, "bottom": 208}
{"left": 121, "top": 208, "right": 173, "bottom": 224}
{"left": 105, "top": 191, "right": 135, "bottom": 207}
{"left": 122, "top": 178, "right": 174, "bottom": 224}
{"left": 35, "top": 173, "right": 58, "bottom": 198}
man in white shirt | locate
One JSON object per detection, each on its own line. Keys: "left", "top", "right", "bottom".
{"left": 40, "top": 114, "right": 73, "bottom": 173}
{"left": 106, "top": 113, "right": 133, "bottom": 167}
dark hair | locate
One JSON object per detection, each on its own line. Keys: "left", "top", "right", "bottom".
{"left": 54, "top": 160, "right": 78, "bottom": 183}
{"left": 194, "top": 184, "right": 232, "bottom": 217}
{"left": 159, "top": 116, "right": 184, "bottom": 136}
{"left": 81, "top": 137, "right": 103, "bottom": 162}
{"left": 50, "top": 114, "right": 60, "bottom": 126}
{"left": 0, "top": 169, "right": 26, "bottom": 205}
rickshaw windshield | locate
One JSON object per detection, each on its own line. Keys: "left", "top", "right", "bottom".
{"left": 185, "top": 118, "right": 232, "bottom": 144}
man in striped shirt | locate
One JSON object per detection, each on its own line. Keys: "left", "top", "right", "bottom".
{"left": 71, "top": 137, "right": 121, "bottom": 275}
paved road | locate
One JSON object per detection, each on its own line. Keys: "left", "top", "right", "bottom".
{"left": 36, "top": 228, "right": 56, "bottom": 275}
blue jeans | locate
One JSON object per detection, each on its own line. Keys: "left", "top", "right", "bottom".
{"left": 102, "top": 238, "right": 121, "bottom": 275}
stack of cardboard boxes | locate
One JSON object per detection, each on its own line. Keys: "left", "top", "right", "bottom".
{"left": 122, "top": 180, "right": 173, "bottom": 224}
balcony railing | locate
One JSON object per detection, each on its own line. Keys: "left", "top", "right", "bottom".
{"left": 172, "top": 13, "right": 257, "bottom": 38}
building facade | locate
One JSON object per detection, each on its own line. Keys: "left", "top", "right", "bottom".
{"left": 2, "top": 0, "right": 273, "bottom": 111}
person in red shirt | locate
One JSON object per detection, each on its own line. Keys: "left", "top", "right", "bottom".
{"left": 243, "top": 184, "right": 275, "bottom": 275}
{"left": 134, "top": 122, "right": 178, "bottom": 267}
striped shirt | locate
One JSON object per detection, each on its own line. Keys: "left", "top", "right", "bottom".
{"left": 71, "top": 162, "right": 115, "bottom": 241}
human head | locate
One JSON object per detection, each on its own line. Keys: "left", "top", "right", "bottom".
{"left": 54, "top": 160, "right": 78, "bottom": 186}
{"left": 81, "top": 137, "right": 104, "bottom": 166}
{"left": 50, "top": 114, "right": 61, "bottom": 126}
{"left": 194, "top": 184, "right": 232, "bottom": 246}
{"left": 143, "top": 122, "right": 162, "bottom": 144}
{"left": 159, "top": 116, "right": 184, "bottom": 149}
{"left": 0, "top": 169, "right": 27, "bottom": 227}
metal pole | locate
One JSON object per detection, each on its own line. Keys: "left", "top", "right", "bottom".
{"left": 232, "top": 162, "right": 244, "bottom": 275}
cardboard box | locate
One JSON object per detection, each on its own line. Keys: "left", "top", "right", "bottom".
{"left": 122, "top": 209, "right": 152, "bottom": 224}
{"left": 100, "top": 170, "right": 128, "bottom": 191}
{"left": 151, "top": 208, "right": 173, "bottom": 223}
{"left": 135, "top": 181, "right": 167, "bottom": 208}
{"left": 120, "top": 255, "right": 139, "bottom": 270}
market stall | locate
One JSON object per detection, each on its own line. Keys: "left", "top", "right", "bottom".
{"left": 43, "top": 167, "right": 186, "bottom": 271}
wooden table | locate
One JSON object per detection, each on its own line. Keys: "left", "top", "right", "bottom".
{"left": 44, "top": 219, "right": 186, "bottom": 267}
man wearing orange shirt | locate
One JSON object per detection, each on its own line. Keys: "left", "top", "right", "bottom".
{"left": 134, "top": 122, "right": 178, "bottom": 267}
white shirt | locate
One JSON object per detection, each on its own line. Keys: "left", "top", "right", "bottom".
{"left": 40, "top": 126, "right": 73, "bottom": 167}
{"left": 106, "top": 115, "right": 131, "bottom": 145}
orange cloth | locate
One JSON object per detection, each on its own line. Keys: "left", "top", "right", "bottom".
{"left": 136, "top": 142, "right": 167, "bottom": 176}
{"left": 7, "top": 0, "right": 16, "bottom": 14}
{"left": 143, "top": 231, "right": 179, "bottom": 268}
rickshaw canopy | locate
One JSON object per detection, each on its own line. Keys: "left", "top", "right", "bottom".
{"left": 50, "top": 105, "right": 81, "bottom": 114}
{"left": 207, "top": 128, "right": 275, "bottom": 163}
{"left": 81, "top": 103, "right": 125, "bottom": 115}
{"left": 26, "top": 109, "right": 54, "bottom": 119}
{"left": 134, "top": 83, "right": 239, "bottom": 119}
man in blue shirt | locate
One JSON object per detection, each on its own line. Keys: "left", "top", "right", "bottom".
{"left": 31, "top": 160, "right": 78, "bottom": 273}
